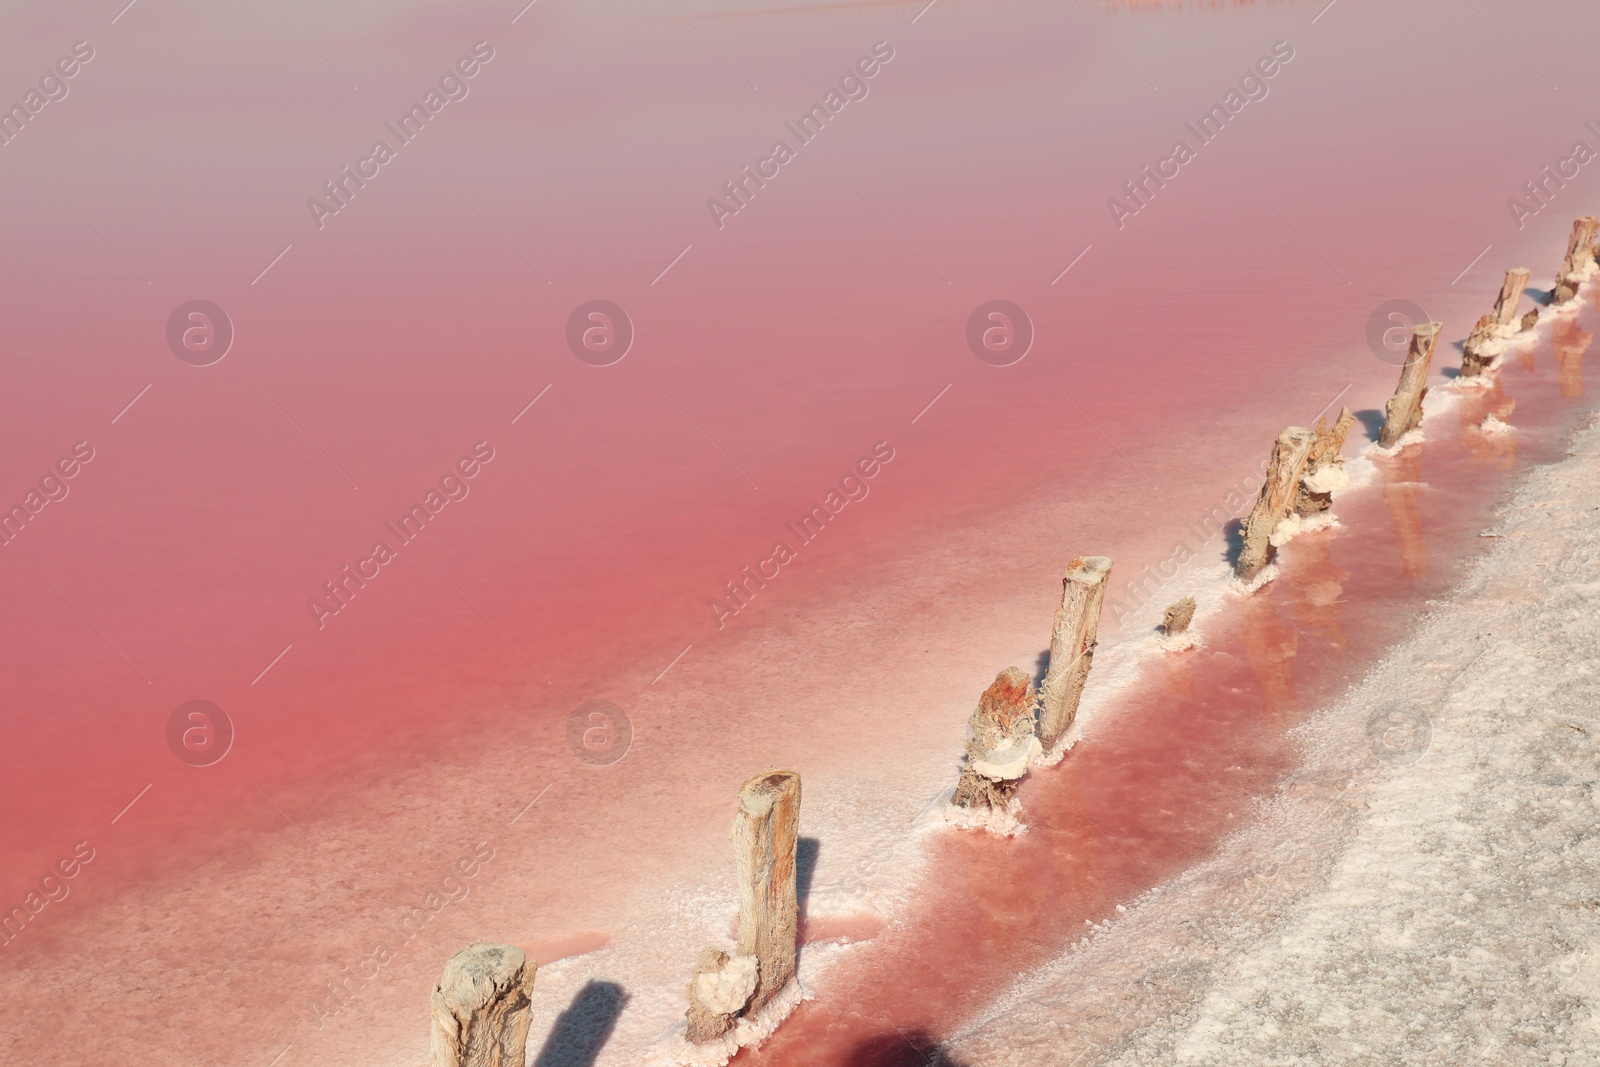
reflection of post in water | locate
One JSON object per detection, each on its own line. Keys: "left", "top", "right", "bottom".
{"left": 1459, "top": 378, "right": 1517, "bottom": 470}
{"left": 1240, "top": 591, "right": 1299, "bottom": 727}
{"left": 1050, "top": 758, "right": 1114, "bottom": 918}
{"left": 1552, "top": 312, "right": 1592, "bottom": 399}
{"left": 755, "top": 751, "right": 1117, "bottom": 1065}
{"left": 1515, "top": 337, "right": 1538, "bottom": 374}
{"left": 1380, "top": 447, "right": 1428, "bottom": 579}
{"left": 874, "top": 757, "right": 1113, "bottom": 1025}
{"left": 940, "top": 757, "right": 1114, "bottom": 984}
{"left": 1156, "top": 628, "right": 1196, "bottom": 700}
{"left": 1283, "top": 528, "right": 1348, "bottom": 651}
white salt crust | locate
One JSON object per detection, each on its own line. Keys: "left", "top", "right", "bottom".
{"left": 1269, "top": 511, "right": 1339, "bottom": 549}
{"left": 1451, "top": 367, "right": 1499, "bottom": 389}
{"left": 1363, "top": 427, "right": 1424, "bottom": 455}
{"left": 1156, "top": 630, "right": 1198, "bottom": 654}
{"left": 1479, "top": 413, "right": 1514, "bottom": 436}
{"left": 691, "top": 955, "right": 757, "bottom": 1015}
{"left": 1228, "top": 562, "right": 1279, "bottom": 595}
{"left": 1032, "top": 731, "right": 1079, "bottom": 769}
{"left": 1301, "top": 462, "right": 1350, "bottom": 495}
{"left": 942, "top": 795, "right": 1028, "bottom": 838}
{"left": 972, "top": 735, "right": 1043, "bottom": 780}
{"left": 647, "top": 977, "right": 807, "bottom": 1067}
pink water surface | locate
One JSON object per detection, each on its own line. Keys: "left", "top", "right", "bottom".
{"left": 2, "top": 0, "right": 1598, "bottom": 1064}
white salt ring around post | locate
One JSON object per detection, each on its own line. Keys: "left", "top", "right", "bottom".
{"left": 972, "top": 735, "right": 1042, "bottom": 780}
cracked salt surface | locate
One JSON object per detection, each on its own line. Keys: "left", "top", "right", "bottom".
{"left": 949, "top": 413, "right": 1600, "bottom": 1066}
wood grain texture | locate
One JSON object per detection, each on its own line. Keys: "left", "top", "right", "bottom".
{"left": 1380, "top": 322, "right": 1440, "bottom": 448}
{"left": 733, "top": 770, "right": 800, "bottom": 1016}
{"left": 1036, "top": 556, "right": 1112, "bottom": 752}
{"left": 429, "top": 942, "right": 536, "bottom": 1067}
{"left": 1236, "top": 427, "right": 1316, "bottom": 583}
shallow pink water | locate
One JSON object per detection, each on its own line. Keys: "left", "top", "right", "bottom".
{"left": 2, "top": 0, "right": 1598, "bottom": 1064}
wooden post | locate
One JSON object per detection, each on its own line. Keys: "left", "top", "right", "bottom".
{"left": 685, "top": 948, "right": 758, "bottom": 1043}
{"left": 1554, "top": 216, "right": 1599, "bottom": 304}
{"left": 1295, "top": 407, "right": 1356, "bottom": 516}
{"left": 951, "top": 667, "right": 1040, "bottom": 817}
{"left": 1036, "top": 556, "right": 1112, "bottom": 754}
{"left": 1162, "top": 597, "right": 1196, "bottom": 636}
{"left": 1492, "top": 267, "right": 1532, "bottom": 327}
{"left": 1466, "top": 269, "right": 1540, "bottom": 377}
{"left": 733, "top": 770, "right": 800, "bottom": 1018}
{"left": 429, "top": 942, "right": 537, "bottom": 1067}
{"left": 1379, "top": 322, "right": 1440, "bottom": 448}
{"left": 1235, "top": 428, "right": 1317, "bottom": 584}
{"left": 1460, "top": 314, "right": 1498, "bottom": 379}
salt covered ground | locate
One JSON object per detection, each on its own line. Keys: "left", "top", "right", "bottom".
{"left": 949, "top": 412, "right": 1600, "bottom": 1065}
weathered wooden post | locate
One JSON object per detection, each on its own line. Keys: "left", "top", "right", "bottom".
{"left": 681, "top": 770, "right": 800, "bottom": 1048}
{"left": 1235, "top": 428, "right": 1317, "bottom": 584}
{"left": 1554, "top": 216, "right": 1599, "bottom": 304}
{"left": 1036, "top": 556, "right": 1112, "bottom": 757}
{"left": 1162, "top": 597, "right": 1196, "bottom": 637}
{"left": 429, "top": 942, "right": 537, "bottom": 1067}
{"left": 1379, "top": 322, "right": 1440, "bottom": 448}
{"left": 733, "top": 770, "right": 800, "bottom": 1017}
{"left": 1464, "top": 269, "right": 1538, "bottom": 377}
{"left": 950, "top": 667, "right": 1040, "bottom": 826}
{"left": 1295, "top": 407, "right": 1356, "bottom": 517}
{"left": 1493, "top": 267, "right": 1534, "bottom": 327}
{"left": 1461, "top": 315, "right": 1499, "bottom": 379}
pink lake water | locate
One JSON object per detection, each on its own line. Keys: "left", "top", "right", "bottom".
{"left": 2, "top": 0, "right": 1598, "bottom": 1064}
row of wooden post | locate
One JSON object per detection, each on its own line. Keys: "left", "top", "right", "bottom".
{"left": 418, "top": 215, "right": 1600, "bottom": 1066}
{"left": 943, "top": 216, "right": 1600, "bottom": 832}
{"left": 1242, "top": 215, "right": 1599, "bottom": 585}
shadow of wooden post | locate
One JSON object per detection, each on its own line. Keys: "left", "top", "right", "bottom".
{"left": 531, "top": 980, "right": 628, "bottom": 1067}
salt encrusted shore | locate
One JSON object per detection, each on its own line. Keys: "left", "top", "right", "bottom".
{"left": 947, "top": 412, "right": 1600, "bottom": 1065}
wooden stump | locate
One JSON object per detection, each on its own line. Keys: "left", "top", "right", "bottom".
{"left": 1235, "top": 427, "right": 1317, "bottom": 583}
{"left": 1295, "top": 407, "right": 1356, "bottom": 516}
{"left": 732, "top": 770, "right": 800, "bottom": 1018}
{"left": 1554, "top": 216, "right": 1599, "bottom": 304}
{"left": 1162, "top": 597, "right": 1196, "bottom": 636}
{"left": 685, "top": 948, "right": 758, "bottom": 1043}
{"left": 1036, "top": 556, "right": 1112, "bottom": 754}
{"left": 1492, "top": 267, "right": 1532, "bottom": 327}
{"left": 429, "top": 942, "right": 537, "bottom": 1067}
{"left": 1465, "top": 268, "right": 1537, "bottom": 376}
{"left": 1460, "top": 314, "right": 1498, "bottom": 379}
{"left": 1379, "top": 322, "right": 1440, "bottom": 448}
{"left": 951, "top": 667, "right": 1040, "bottom": 814}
